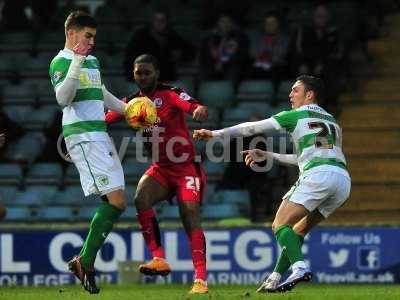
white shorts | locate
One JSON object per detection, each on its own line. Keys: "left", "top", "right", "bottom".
{"left": 68, "top": 140, "right": 125, "bottom": 196}
{"left": 283, "top": 171, "right": 351, "bottom": 218}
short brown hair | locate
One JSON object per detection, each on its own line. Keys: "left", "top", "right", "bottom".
{"left": 65, "top": 11, "right": 97, "bottom": 31}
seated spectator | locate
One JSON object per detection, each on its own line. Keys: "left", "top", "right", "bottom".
{"left": 291, "top": 4, "right": 346, "bottom": 112}
{"left": 199, "top": 14, "right": 249, "bottom": 88}
{"left": 200, "top": 1, "right": 250, "bottom": 29}
{"left": 249, "top": 12, "right": 291, "bottom": 103}
{"left": 124, "top": 8, "right": 195, "bottom": 81}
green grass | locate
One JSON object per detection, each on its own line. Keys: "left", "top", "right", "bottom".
{"left": 0, "top": 284, "right": 400, "bottom": 300}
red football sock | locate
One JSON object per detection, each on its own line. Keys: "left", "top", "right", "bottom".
{"left": 137, "top": 209, "right": 165, "bottom": 258}
{"left": 189, "top": 229, "right": 207, "bottom": 281}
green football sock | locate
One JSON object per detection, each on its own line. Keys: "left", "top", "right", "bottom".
{"left": 273, "top": 234, "right": 304, "bottom": 275}
{"left": 79, "top": 202, "right": 122, "bottom": 268}
{"left": 274, "top": 225, "right": 304, "bottom": 266}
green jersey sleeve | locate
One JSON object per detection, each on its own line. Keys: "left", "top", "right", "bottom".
{"left": 49, "top": 57, "right": 71, "bottom": 88}
{"left": 272, "top": 110, "right": 301, "bottom": 132}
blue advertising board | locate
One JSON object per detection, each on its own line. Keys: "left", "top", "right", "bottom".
{"left": 0, "top": 227, "right": 398, "bottom": 286}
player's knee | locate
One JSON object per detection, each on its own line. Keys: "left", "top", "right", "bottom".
{"left": 271, "top": 222, "right": 277, "bottom": 233}
{"left": 110, "top": 199, "right": 127, "bottom": 211}
{"left": 118, "top": 201, "right": 128, "bottom": 211}
{"left": 293, "top": 223, "right": 307, "bottom": 236}
{"left": 134, "top": 194, "right": 148, "bottom": 210}
{"left": 271, "top": 220, "right": 283, "bottom": 233}
{"left": 103, "top": 191, "right": 127, "bottom": 211}
{"left": 180, "top": 205, "right": 200, "bottom": 229}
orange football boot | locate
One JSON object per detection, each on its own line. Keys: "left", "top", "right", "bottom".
{"left": 138, "top": 257, "right": 171, "bottom": 276}
{"left": 188, "top": 279, "right": 209, "bottom": 294}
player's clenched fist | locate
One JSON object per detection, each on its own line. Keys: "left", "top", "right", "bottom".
{"left": 193, "top": 129, "right": 213, "bottom": 141}
{"left": 240, "top": 149, "right": 269, "bottom": 167}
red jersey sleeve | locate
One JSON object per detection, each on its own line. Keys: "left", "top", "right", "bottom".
{"left": 168, "top": 88, "right": 201, "bottom": 114}
{"left": 105, "top": 97, "right": 127, "bottom": 124}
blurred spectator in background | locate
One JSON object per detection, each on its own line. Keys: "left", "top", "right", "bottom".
{"left": 200, "top": 1, "right": 249, "bottom": 29}
{"left": 49, "top": 0, "right": 88, "bottom": 30}
{"left": 0, "top": 133, "right": 5, "bottom": 148}
{"left": 0, "top": 0, "right": 31, "bottom": 32}
{"left": 291, "top": 4, "right": 345, "bottom": 112}
{"left": 219, "top": 114, "right": 274, "bottom": 222}
{"left": 29, "top": 0, "right": 57, "bottom": 31}
{"left": 0, "top": 98, "right": 25, "bottom": 159}
{"left": 94, "top": 0, "right": 122, "bottom": 24}
{"left": 124, "top": 9, "right": 195, "bottom": 81}
{"left": 199, "top": 14, "right": 249, "bottom": 88}
{"left": 249, "top": 12, "right": 291, "bottom": 103}
{"left": 0, "top": 0, "right": 57, "bottom": 55}
{"left": 40, "top": 111, "right": 64, "bottom": 164}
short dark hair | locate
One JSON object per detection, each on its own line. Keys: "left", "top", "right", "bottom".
{"left": 296, "top": 75, "right": 325, "bottom": 101}
{"left": 264, "top": 10, "right": 281, "bottom": 22}
{"left": 65, "top": 11, "right": 97, "bottom": 31}
{"left": 134, "top": 54, "right": 160, "bottom": 70}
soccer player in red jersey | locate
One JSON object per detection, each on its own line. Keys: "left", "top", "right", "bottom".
{"left": 106, "top": 54, "right": 209, "bottom": 294}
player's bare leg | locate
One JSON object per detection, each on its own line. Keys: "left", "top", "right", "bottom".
{"left": 293, "top": 209, "right": 325, "bottom": 236}
{"left": 178, "top": 201, "right": 208, "bottom": 294}
{"left": 135, "top": 175, "right": 172, "bottom": 276}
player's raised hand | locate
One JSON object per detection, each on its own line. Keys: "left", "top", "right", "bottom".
{"left": 73, "top": 41, "right": 91, "bottom": 56}
{"left": 192, "top": 105, "right": 208, "bottom": 122}
{"left": 240, "top": 149, "right": 268, "bottom": 167}
{"left": 193, "top": 129, "right": 213, "bottom": 141}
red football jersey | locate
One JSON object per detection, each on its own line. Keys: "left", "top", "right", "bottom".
{"left": 106, "top": 83, "right": 203, "bottom": 167}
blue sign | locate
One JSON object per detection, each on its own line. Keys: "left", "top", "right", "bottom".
{"left": 0, "top": 227, "right": 399, "bottom": 286}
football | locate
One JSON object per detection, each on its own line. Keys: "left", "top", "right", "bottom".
{"left": 125, "top": 96, "right": 158, "bottom": 130}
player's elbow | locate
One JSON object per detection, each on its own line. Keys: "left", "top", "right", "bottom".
{"left": 56, "top": 90, "right": 74, "bottom": 107}
{"left": 56, "top": 96, "right": 69, "bottom": 107}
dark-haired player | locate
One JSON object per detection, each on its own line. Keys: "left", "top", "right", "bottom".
{"left": 106, "top": 54, "right": 209, "bottom": 294}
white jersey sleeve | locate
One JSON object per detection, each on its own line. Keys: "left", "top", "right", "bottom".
{"left": 212, "top": 118, "right": 278, "bottom": 138}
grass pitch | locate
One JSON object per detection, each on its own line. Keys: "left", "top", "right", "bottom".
{"left": 0, "top": 284, "right": 399, "bottom": 300}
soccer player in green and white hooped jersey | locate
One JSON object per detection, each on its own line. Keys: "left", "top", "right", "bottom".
{"left": 193, "top": 75, "right": 351, "bottom": 293}
{"left": 49, "top": 11, "right": 128, "bottom": 294}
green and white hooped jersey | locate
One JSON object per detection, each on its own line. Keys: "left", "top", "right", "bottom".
{"left": 271, "top": 104, "right": 349, "bottom": 177}
{"left": 49, "top": 49, "right": 108, "bottom": 147}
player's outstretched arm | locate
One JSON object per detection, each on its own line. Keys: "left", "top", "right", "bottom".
{"left": 241, "top": 149, "right": 298, "bottom": 167}
{"left": 193, "top": 129, "right": 213, "bottom": 141}
{"left": 105, "top": 97, "right": 127, "bottom": 124}
{"left": 193, "top": 118, "right": 279, "bottom": 141}
{"left": 241, "top": 149, "right": 269, "bottom": 167}
{"left": 272, "top": 153, "right": 298, "bottom": 165}
{"left": 102, "top": 85, "right": 127, "bottom": 114}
